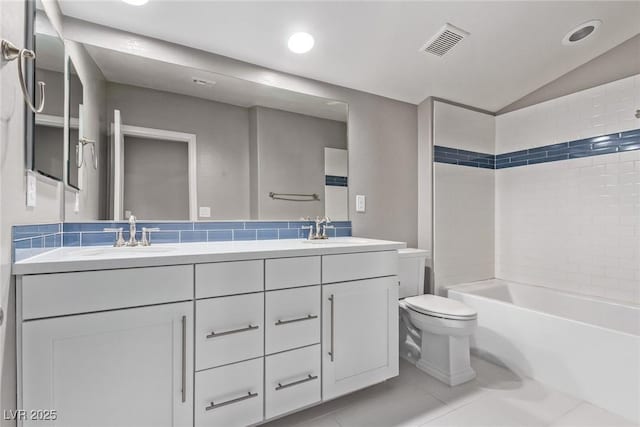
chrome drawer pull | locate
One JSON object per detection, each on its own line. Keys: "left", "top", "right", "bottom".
{"left": 275, "top": 314, "right": 318, "bottom": 326}
{"left": 206, "top": 324, "right": 259, "bottom": 339}
{"left": 205, "top": 391, "right": 258, "bottom": 411}
{"left": 181, "top": 315, "right": 187, "bottom": 403}
{"left": 275, "top": 374, "right": 318, "bottom": 391}
{"left": 328, "top": 294, "right": 335, "bottom": 362}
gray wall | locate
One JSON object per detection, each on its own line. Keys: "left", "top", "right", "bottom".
{"left": 32, "top": 69, "right": 82, "bottom": 183}
{"left": 34, "top": 125, "right": 64, "bottom": 179}
{"left": 123, "top": 136, "right": 189, "bottom": 220}
{"left": 63, "top": 17, "right": 419, "bottom": 246}
{"left": 248, "top": 107, "right": 259, "bottom": 219}
{"left": 63, "top": 35, "right": 108, "bottom": 221}
{"left": 107, "top": 82, "right": 251, "bottom": 220}
{"left": 499, "top": 34, "right": 640, "bottom": 114}
{"left": 36, "top": 68, "right": 65, "bottom": 117}
{"left": 34, "top": 69, "right": 64, "bottom": 180}
{"left": 250, "top": 106, "right": 347, "bottom": 219}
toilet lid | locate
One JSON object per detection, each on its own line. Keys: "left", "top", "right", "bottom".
{"left": 404, "top": 295, "right": 477, "bottom": 320}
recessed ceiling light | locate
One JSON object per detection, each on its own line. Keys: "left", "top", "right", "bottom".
{"left": 122, "top": 0, "right": 149, "bottom": 5}
{"left": 562, "top": 20, "right": 601, "bottom": 45}
{"left": 288, "top": 32, "right": 315, "bottom": 54}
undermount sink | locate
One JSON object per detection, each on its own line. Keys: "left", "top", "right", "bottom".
{"left": 75, "top": 246, "right": 177, "bottom": 257}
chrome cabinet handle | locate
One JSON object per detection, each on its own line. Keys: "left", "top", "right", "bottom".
{"left": 328, "top": 294, "right": 335, "bottom": 362}
{"left": 181, "top": 315, "right": 186, "bottom": 403}
{"left": 275, "top": 374, "right": 318, "bottom": 391}
{"left": 205, "top": 392, "right": 258, "bottom": 411}
{"left": 275, "top": 314, "right": 318, "bottom": 326}
{"left": 206, "top": 324, "right": 259, "bottom": 339}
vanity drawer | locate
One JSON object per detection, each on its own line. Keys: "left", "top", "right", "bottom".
{"left": 195, "top": 260, "right": 263, "bottom": 298}
{"left": 195, "top": 293, "right": 263, "bottom": 370}
{"left": 265, "top": 256, "right": 321, "bottom": 290}
{"left": 195, "top": 358, "right": 263, "bottom": 427}
{"left": 265, "top": 286, "right": 320, "bottom": 354}
{"left": 322, "top": 251, "right": 398, "bottom": 284}
{"left": 265, "top": 345, "right": 321, "bottom": 420}
{"left": 20, "top": 266, "right": 193, "bottom": 320}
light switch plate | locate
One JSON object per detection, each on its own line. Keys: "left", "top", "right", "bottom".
{"left": 74, "top": 192, "right": 80, "bottom": 213}
{"left": 199, "top": 206, "right": 211, "bottom": 218}
{"left": 355, "top": 195, "right": 366, "bottom": 213}
{"left": 26, "top": 172, "right": 37, "bottom": 207}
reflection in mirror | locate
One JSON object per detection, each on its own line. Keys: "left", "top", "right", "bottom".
{"left": 32, "top": 14, "right": 65, "bottom": 181}
{"left": 77, "top": 44, "right": 348, "bottom": 221}
{"left": 67, "top": 60, "right": 82, "bottom": 189}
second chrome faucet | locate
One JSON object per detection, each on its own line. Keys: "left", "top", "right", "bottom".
{"left": 302, "top": 216, "right": 335, "bottom": 240}
{"left": 103, "top": 214, "right": 160, "bottom": 247}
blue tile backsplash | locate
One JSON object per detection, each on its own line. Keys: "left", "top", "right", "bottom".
{"left": 12, "top": 220, "right": 352, "bottom": 262}
{"left": 435, "top": 128, "right": 640, "bottom": 169}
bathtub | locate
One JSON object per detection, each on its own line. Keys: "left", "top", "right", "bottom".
{"left": 448, "top": 279, "right": 640, "bottom": 423}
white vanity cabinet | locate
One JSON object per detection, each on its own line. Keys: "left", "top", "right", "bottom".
{"left": 15, "top": 242, "right": 403, "bottom": 427}
{"left": 21, "top": 302, "right": 193, "bottom": 427}
{"left": 321, "top": 251, "right": 399, "bottom": 400}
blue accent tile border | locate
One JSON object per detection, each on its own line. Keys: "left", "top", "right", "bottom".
{"left": 325, "top": 175, "right": 348, "bottom": 187}
{"left": 435, "top": 128, "right": 640, "bottom": 170}
{"left": 13, "top": 220, "right": 352, "bottom": 262}
{"left": 434, "top": 146, "right": 495, "bottom": 169}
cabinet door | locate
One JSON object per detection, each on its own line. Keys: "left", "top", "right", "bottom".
{"left": 322, "top": 277, "right": 399, "bottom": 400}
{"left": 21, "top": 302, "right": 193, "bottom": 427}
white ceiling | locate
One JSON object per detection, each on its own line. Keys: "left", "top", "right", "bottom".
{"left": 59, "top": 1, "right": 640, "bottom": 111}
{"left": 85, "top": 44, "right": 348, "bottom": 121}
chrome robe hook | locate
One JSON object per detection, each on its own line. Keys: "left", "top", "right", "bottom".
{"left": 1, "top": 39, "right": 46, "bottom": 113}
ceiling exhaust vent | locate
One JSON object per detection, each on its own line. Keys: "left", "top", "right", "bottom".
{"left": 420, "top": 23, "right": 469, "bottom": 57}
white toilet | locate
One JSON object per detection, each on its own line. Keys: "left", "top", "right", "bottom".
{"left": 398, "top": 249, "right": 478, "bottom": 386}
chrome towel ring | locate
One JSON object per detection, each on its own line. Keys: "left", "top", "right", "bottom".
{"left": 1, "top": 39, "right": 46, "bottom": 113}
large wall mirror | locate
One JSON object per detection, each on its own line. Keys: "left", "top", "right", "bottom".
{"left": 31, "top": 12, "right": 65, "bottom": 181}
{"left": 29, "top": 6, "right": 349, "bottom": 222}
{"left": 63, "top": 43, "right": 349, "bottom": 222}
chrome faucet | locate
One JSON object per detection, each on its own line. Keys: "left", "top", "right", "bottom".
{"left": 141, "top": 227, "right": 160, "bottom": 246}
{"left": 314, "top": 216, "right": 325, "bottom": 238}
{"left": 103, "top": 227, "right": 125, "bottom": 247}
{"left": 127, "top": 215, "right": 138, "bottom": 246}
{"left": 301, "top": 216, "right": 333, "bottom": 240}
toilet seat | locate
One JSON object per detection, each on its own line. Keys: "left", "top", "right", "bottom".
{"left": 404, "top": 294, "right": 477, "bottom": 321}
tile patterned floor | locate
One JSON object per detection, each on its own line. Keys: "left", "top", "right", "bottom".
{"left": 263, "top": 357, "right": 636, "bottom": 427}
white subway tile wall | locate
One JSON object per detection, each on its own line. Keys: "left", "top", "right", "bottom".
{"left": 496, "top": 74, "right": 640, "bottom": 153}
{"left": 435, "top": 164, "right": 495, "bottom": 291}
{"left": 495, "top": 75, "right": 640, "bottom": 304}
{"left": 433, "top": 101, "right": 496, "bottom": 294}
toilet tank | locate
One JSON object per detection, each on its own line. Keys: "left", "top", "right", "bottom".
{"left": 398, "top": 248, "right": 431, "bottom": 298}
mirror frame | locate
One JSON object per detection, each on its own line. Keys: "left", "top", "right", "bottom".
{"left": 24, "top": 0, "right": 35, "bottom": 171}
{"left": 26, "top": 1, "right": 68, "bottom": 185}
{"left": 65, "top": 55, "right": 82, "bottom": 191}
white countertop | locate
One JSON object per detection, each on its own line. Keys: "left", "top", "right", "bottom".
{"left": 13, "top": 237, "right": 406, "bottom": 275}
